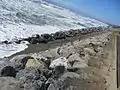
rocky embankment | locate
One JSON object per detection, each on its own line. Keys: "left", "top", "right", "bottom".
{"left": 1, "top": 27, "right": 108, "bottom": 44}
{"left": 0, "top": 30, "right": 112, "bottom": 90}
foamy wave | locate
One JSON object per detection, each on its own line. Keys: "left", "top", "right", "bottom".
{"left": 0, "top": 43, "right": 28, "bottom": 58}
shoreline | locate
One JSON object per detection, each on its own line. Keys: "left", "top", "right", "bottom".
{"left": 0, "top": 26, "right": 111, "bottom": 59}
{"left": 9, "top": 31, "right": 104, "bottom": 59}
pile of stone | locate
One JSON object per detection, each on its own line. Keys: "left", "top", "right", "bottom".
{"left": 19, "top": 27, "right": 107, "bottom": 44}
{"left": 0, "top": 32, "right": 112, "bottom": 90}
{"left": 1, "top": 26, "right": 108, "bottom": 44}
{"left": 0, "top": 53, "right": 83, "bottom": 90}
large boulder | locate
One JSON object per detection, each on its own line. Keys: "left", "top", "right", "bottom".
{"left": 29, "top": 34, "right": 53, "bottom": 44}
{"left": 0, "top": 58, "right": 12, "bottom": 68}
{"left": 42, "top": 70, "right": 53, "bottom": 79}
{"left": 53, "top": 65, "right": 66, "bottom": 78}
{"left": 61, "top": 72, "right": 80, "bottom": 79}
{"left": 49, "top": 57, "right": 68, "bottom": 69}
{"left": 0, "top": 77, "right": 22, "bottom": 90}
{"left": 80, "top": 28, "right": 88, "bottom": 35}
{"left": 47, "top": 84, "right": 59, "bottom": 90}
{"left": 29, "top": 34, "right": 42, "bottom": 44}
{"left": 31, "top": 53, "right": 47, "bottom": 60}
{"left": 84, "top": 48, "right": 96, "bottom": 56}
{"left": 23, "top": 80, "right": 43, "bottom": 90}
{"left": 53, "top": 31, "right": 66, "bottom": 39}
{"left": 30, "top": 37, "right": 40, "bottom": 44}
{"left": 65, "top": 30, "right": 78, "bottom": 37}
{"left": 0, "top": 58, "right": 13, "bottom": 76}
{"left": 58, "top": 43, "right": 76, "bottom": 58}
{"left": 16, "top": 67, "right": 41, "bottom": 81}
{"left": 31, "top": 53, "right": 51, "bottom": 68}
{"left": 66, "top": 86, "right": 74, "bottom": 90}
{"left": 25, "top": 58, "right": 45, "bottom": 69}
{"left": 54, "top": 65, "right": 65, "bottom": 74}
{"left": 16, "top": 67, "right": 46, "bottom": 90}
{"left": 40, "top": 34, "right": 53, "bottom": 43}
{"left": 1, "top": 66, "right": 16, "bottom": 77}
{"left": 47, "top": 72, "right": 80, "bottom": 90}
{"left": 67, "top": 53, "right": 83, "bottom": 62}
{"left": 40, "top": 48, "right": 60, "bottom": 60}
{"left": 10, "top": 55, "right": 33, "bottom": 71}
{"left": 72, "top": 62, "right": 87, "bottom": 69}
{"left": 67, "top": 53, "right": 88, "bottom": 70}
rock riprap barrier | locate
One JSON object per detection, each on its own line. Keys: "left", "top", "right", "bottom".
{"left": 1, "top": 27, "right": 108, "bottom": 44}
{"left": 0, "top": 32, "right": 111, "bottom": 90}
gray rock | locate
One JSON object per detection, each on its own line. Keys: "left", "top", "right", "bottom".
{"left": 10, "top": 55, "right": 33, "bottom": 71}
{"left": 0, "top": 58, "right": 13, "bottom": 76}
{"left": 47, "top": 84, "right": 58, "bottom": 90}
{"left": 54, "top": 65, "right": 65, "bottom": 74}
{"left": 68, "top": 53, "right": 83, "bottom": 62}
{"left": 65, "top": 30, "right": 78, "bottom": 37}
{"left": 42, "top": 70, "right": 52, "bottom": 79}
{"left": 42, "top": 47, "right": 60, "bottom": 59}
{"left": 67, "top": 53, "right": 87, "bottom": 71}
{"left": 53, "top": 31, "right": 66, "bottom": 39}
{"left": 49, "top": 57, "right": 68, "bottom": 69}
{"left": 53, "top": 65, "right": 66, "bottom": 78}
{"left": 72, "top": 62, "right": 87, "bottom": 69}
{"left": 66, "top": 86, "right": 74, "bottom": 90}
{"left": 0, "top": 58, "right": 12, "bottom": 68}
{"left": 30, "top": 37, "right": 39, "bottom": 44}
{"left": 0, "top": 77, "right": 22, "bottom": 90}
{"left": 45, "top": 78, "right": 56, "bottom": 90}
{"left": 1, "top": 66, "right": 16, "bottom": 77}
{"left": 31, "top": 53, "right": 51, "bottom": 68}
{"left": 45, "top": 78, "right": 55, "bottom": 85}
{"left": 25, "top": 58, "right": 45, "bottom": 69}
{"left": 23, "top": 80, "right": 43, "bottom": 90}
{"left": 16, "top": 67, "right": 47, "bottom": 90}
{"left": 60, "top": 72, "right": 80, "bottom": 79}
{"left": 16, "top": 67, "right": 41, "bottom": 82}
{"left": 84, "top": 48, "right": 96, "bottom": 56}
{"left": 58, "top": 43, "right": 76, "bottom": 58}
{"left": 47, "top": 72, "right": 80, "bottom": 90}
{"left": 40, "top": 34, "right": 53, "bottom": 43}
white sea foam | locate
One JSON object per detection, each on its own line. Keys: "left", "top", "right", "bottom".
{"left": 0, "top": 43, "right": 28, "bottom": 58}
{"left": 0, "top": 0, "right": 108, "bottom": 58}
